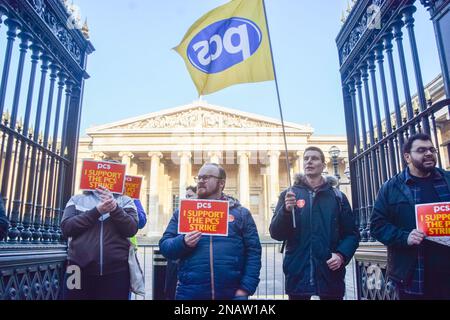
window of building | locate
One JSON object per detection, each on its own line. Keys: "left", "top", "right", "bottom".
{"left": 172, "top": 194, "right": 180, "bottom": 211}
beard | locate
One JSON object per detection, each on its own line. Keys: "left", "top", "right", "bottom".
{"left": 411, "top": 156, "right": 436, "bottom": 174}
{"left": 197, "top": 183, "right": 221, "bottom": 199}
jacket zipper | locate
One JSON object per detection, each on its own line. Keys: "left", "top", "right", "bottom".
{"left": 210, "top": 236, "right": 215, "bottom": 300}
{"left": 100, "top": 219, "right": 104, "bottom": 276}
{"left": 309, "top": 191, "right": 315, "bottom": 288}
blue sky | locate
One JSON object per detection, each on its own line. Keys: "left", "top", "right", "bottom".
{"left": 74, "top": 0, "right": 441, "bottom": 136}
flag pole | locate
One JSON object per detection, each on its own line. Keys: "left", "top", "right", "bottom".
{"left": 262, "top": 0, "right": 296, "bottom": 228}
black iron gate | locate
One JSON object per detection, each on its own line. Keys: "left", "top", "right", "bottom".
{"left": 0, "top": 0, "right": 93, "bottom": 300}
{"left": 337, "top": 0, "right": 450, "bottom": 299}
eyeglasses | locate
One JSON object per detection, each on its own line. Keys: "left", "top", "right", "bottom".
{"left": 410, "top": 147, "right": 438, "bottom": 154}
{"left": 194, "top": 175, "right": 221, "bottom": 182}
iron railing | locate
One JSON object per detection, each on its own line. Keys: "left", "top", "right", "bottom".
{"left": 131, "top": 241, "right": 287, "bottom": 300}
{"left": 337, "top": 0, "right": 450, "bottom": 300}
{"left": 0, "top": 0, "right": 93, "bottom": 300}
{"left": 337, "top": 0, "right": 450, "bottom": 242}
{"left": 130, "top": 240, "right": 359, "bottom": 300}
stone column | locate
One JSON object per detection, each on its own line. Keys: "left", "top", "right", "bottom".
{"left": 291, "top": 150, "right": 303, "bottom": 182}
{"left": 165, "top": 174, "right": 171, "bottom": 214}
{"left": 119, "top": 151, "right": 134, "bottom": 172}
{"left": 208, "top": 151, "right": 222, "bottom": 164}
{"left": 263, "top": 170, "right": 270, "bottom": 234}
{"left": 268, "top": 151, "right": 280, "bottom": 208}
{"left": 297, "top": 150, "right": 304, "bottom": 172}
{"left": 187, "top": 160, "right": 193, "bottom": 185}
{"left": 130, "top": 162, "right": 138, "bottom": 176}
{"left": 238, "top": 151, "right": 250, "bottom": 208}
{"left": 147, "top": 152, "right": 162, "bottom": 236}
{"left": 294, "top": 150, "right": 304, "bottom": 174}
{"left": 178, "top": 152, "right": 192, "bottom": 199}
{"left": 168, "top": 179, "right": 173, "bottom": 213}
{"left": 92, "top": 152, "right": 107, "bottom": 161}
{"left": 159, "top": 162, "right": 166, "bottom": 229}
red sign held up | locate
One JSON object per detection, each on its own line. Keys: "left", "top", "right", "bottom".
{"left": 178, "top": 199, "right": 229, "bottom": 236}
{"left": 123, "top": 175, "right": 143, "bottom": 200}
{"left": 416, "top": 202, "right": 450, "bottom": 247}
{"left": 79, "top": 160, "right": 126, "bottom": 194}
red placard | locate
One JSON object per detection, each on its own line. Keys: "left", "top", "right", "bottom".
{"left": 416, "top": 202, "right": 450, "bottom": 237}
{"left": 79, "top": 160, "right": 126, "bottom": 194}
{"left": 123, "top": 175, "right": 143, "bottom": 199}
{"left": 178, "top": 199, "right": 229, "bottom": 236}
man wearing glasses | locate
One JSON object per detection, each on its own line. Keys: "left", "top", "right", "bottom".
{"left": 159, "top": 163, "right": 261, "bottom": 300}
{"left": 371, "top": 133, "right": 450, "bottom": 299}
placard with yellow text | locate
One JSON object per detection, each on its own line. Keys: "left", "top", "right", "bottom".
{"left": 79, "top": 160, "right": 126, "bottom": 194}
{"left": 123, "top": 175, "right": 143, "bottom": 199}
{"left": 416, "top": 202, "right": 450, "bottom": 247}
{"left": 178, "top": 199, "right": 229, "bottom": 236}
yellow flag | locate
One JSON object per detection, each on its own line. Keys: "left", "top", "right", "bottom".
{"left": 174, "top": 0, "right": 274, "bottom": 96}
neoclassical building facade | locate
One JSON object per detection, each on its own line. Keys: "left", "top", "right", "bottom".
{"left": 75, "top": 101, "right": 350, "bottom": 236}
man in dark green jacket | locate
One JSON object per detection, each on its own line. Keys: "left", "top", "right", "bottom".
{"left": 371, "top": 133, "right": 450, "bottom": 300}
{"left": 270, "top": 146, "right": 359, "bottom": 300}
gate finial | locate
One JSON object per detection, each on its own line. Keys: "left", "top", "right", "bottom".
{"left": 82, "top": 18, "right": 89, "bottom": 39}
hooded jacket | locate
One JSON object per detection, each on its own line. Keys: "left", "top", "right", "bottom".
{"left": 159, "top": 195, "right": 262, "bottom": 300}
{"left": 270, "top": 174, "right": 359, "bottom": 297}
{"left": 61, "top": 191, "right": 138, "bottom": 275}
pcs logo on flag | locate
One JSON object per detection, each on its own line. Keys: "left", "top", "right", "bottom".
{"left": 187, "top": 18, "right": 262, "bottom": 74}
{"left": 174, "top": 0, "right": 274, "bottom": 95}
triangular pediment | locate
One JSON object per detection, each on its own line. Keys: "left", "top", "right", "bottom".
{"left": 87, "top": 101, "right": 313, "bottom": 133}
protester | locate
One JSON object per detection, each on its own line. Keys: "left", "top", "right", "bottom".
{"left": 159, "top": 163, "right": 261, "bottom": 300}
{"left": 61, "top": 185, "right": 138, "bottom": 300}
{"left": 371, "top": 133, "right": 450, "bottom": 299}
{"left": 270, "top": 146, "right": 359, "bottom": 300}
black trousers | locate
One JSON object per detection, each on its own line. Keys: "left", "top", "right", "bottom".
{"left": 63, "top": 268, "right": 130, "bottom": 300}
{"left": 164, "top": 259, "right": 178, "bottom": 300}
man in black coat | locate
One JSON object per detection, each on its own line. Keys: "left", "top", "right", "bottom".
{"left": 371, "top": 133, "right": 450, "bottom": 300}
{"left": 270, "top": 146, "right": 359, "bottom": 300}
{"left": 0, "top": 197, "right": 9, "bottom": 240}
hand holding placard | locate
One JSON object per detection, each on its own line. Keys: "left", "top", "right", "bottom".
{"left": 415, "top": 202, "right": 450, "bottom": 247}
{"left": 184, "top": 231, "right": 202, "bottom": 248}
{"left": 96, "top": 186, "right": 117, "bottom": 214}
{"left": 407, "top": 229, "right": 425, "bottom": 246}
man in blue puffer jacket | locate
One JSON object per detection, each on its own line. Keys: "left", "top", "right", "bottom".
{"left": 159, "top": 163, "right": 262, "bottom": 300}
